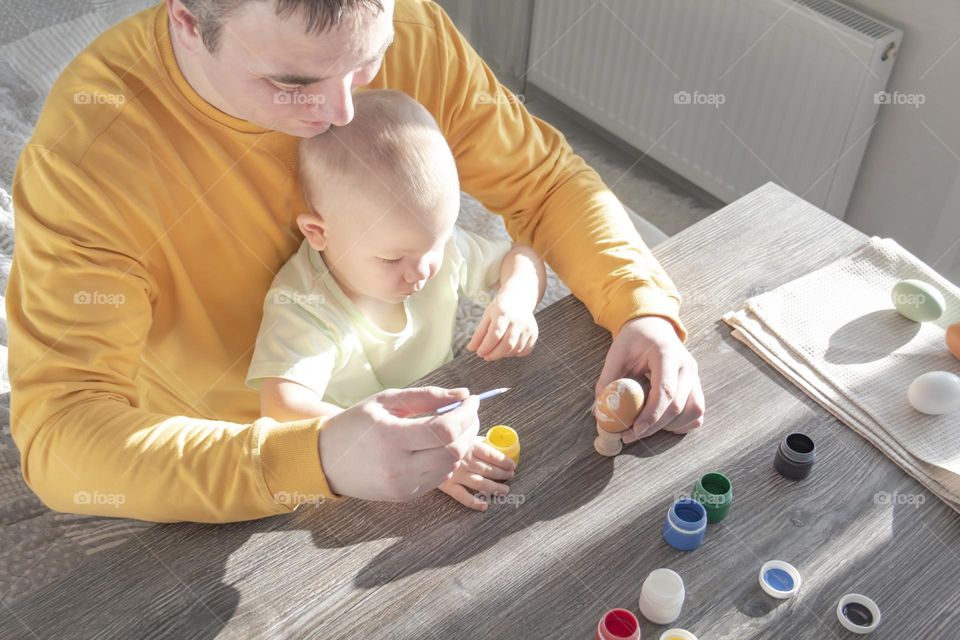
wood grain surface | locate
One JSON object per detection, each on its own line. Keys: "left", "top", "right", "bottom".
{"left": 3, "top": 183, "right": 958, "bottom": 639}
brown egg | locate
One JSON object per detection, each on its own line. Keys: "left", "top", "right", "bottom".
{"left": 594, "top": 378, "right": 646, "bottom": 434}
{"left": 947, "top": 322, "right": 960, "bottom": 361}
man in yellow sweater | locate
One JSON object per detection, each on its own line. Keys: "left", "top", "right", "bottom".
{"left": 7, "top": 0, "right": 705, "bottom": 523}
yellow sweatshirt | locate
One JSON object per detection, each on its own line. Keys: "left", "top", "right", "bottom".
{"left": 8, "top": 1, "right": 685, "bottom": 522}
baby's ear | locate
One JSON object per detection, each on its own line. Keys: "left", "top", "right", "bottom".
{"left": 297, "top": 209, "right": 327, "bottom": 251}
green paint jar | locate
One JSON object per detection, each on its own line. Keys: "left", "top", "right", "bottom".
{"left": 692, "top": 472, "right": 733, "bottom": 524}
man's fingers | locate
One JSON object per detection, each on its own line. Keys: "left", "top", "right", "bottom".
{"left": 633, "top": 364, "right": 702, "bottom": 438}
{"left": 409, "top": 445, "right": 471, "bottom": 489}
{"left": 386, "top": 464, "right": 457, "bottom": 500}
{"left": 665, "top": 378, "right": 706, "bottom": 434}
{"left": 633, "top": 356, "right": 678, "bottom": 435}
{"left": 639, "top": 374, "right": 691, "bottom": 438}
{"left": 393, "top": 395, "right": 480, "bottom": 451}
{"left": 594, "top": 343, "right": 626, "bottom": 396}
{"left": 379, "top": 386, "right": 470, "bottom": 417}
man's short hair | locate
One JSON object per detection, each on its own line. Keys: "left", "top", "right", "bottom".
{"left": 180, "top": 0, "right": 384, "bottom": 53}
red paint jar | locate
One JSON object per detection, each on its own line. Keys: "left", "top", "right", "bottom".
{"left": 596, "top": 608, "right": 640, "bottom": 640}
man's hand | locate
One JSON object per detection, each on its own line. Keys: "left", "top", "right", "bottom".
{"left": 318, "top": 387, "right": 480, "bottom": 501}
{"left": 439, "top": 436, "right": 516, "bottom": 511}
{"left": 595, "top": 316, "right": 705, "bottom": 442}
{"left": 466, "top": 293, "right": 539, "bottom": 361}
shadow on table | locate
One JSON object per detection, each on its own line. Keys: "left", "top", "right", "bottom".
{"left": 349, "top": 411, "right": 685, "bottom": 590}
{"left": 825, "top": 309, "right": 920, "bottom": 365}
{"left": 412, "top": 415, "right": 821, "bottom": 638}
{"left": 726, "top": 457, "right": 960, "bottom": 637}
{"left": 717, "top": 312, "right": 960, "bottom": 635}
{"left": 421, "top": 408, "right": 960, "bottom": 639}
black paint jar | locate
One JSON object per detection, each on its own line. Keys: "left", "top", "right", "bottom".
{"left": 774, "top": 432, "right": 816, "bottom": 480}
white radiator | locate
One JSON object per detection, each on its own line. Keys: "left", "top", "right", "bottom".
{"left": 527, "top": 0, "right": 902, "bottom": 218}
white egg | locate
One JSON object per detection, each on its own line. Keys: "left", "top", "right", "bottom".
{"left": 907, "top": 371, "right": 960, "bottom": 415}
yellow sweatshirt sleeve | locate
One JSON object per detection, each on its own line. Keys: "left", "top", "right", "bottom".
{"left": 429, "top": 3, "right": 687, "bottom": 340}
{"left": 7, "top": 147, "right": 338, "bottom": 523}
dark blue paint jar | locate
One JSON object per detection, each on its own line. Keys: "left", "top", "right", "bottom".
{"left": 663, "top": 498, "right": 707, "bottom": 551}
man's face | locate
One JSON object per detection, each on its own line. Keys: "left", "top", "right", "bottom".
{"left": 183, "top": 0, "right": 395, "bottom": 137}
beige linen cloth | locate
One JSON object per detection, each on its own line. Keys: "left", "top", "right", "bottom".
{"left": 723, "top": 237, "right": 960, "bottom": 512}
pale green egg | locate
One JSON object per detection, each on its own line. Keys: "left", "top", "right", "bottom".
{"left": 891, "top": 279, "right": 945, "bottom": 322}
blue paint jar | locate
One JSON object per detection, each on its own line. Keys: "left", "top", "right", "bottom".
{"left": 662, "top": 498, "right": 707, "bottom": 551}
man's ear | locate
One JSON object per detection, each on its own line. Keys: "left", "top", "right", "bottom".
{"left": 297, "top": 209, "right": 328, "bottom": 251}
{"left": 167, "top": 0, "right": 205, "bottom": 54}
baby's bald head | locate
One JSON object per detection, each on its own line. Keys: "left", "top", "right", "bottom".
{"left": 298, "top": 89, "right": 460, "bottom": 225}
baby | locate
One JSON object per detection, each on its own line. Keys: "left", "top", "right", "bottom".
{"left": 247, "top": 90, "right": 546, "bottom": 510}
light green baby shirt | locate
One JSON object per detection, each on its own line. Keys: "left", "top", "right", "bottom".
{"left": 246, "top": 226, "right": 511, "bottom": 408}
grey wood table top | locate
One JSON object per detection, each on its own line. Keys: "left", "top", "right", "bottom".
{"left": 3, "top": 183, "right": 959, "bottom": 639}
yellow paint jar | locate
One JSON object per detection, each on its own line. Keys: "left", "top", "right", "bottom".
{"left": 484, "top": 425, "right": 520, "bottom": 465}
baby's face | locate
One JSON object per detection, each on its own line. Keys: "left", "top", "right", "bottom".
{"left": 316, "top": 187, "right": 458, "bottom": 304}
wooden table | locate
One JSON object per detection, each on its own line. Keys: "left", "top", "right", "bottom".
{"left": 3, "top": 183, "right": 959, "bottom": 639}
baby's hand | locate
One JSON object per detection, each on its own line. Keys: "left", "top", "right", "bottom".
{"left": 438, "top": 436, "right": 516, "bottom": 511}
{"left": 466, "top": 294, "right": 539, "bottom": 361}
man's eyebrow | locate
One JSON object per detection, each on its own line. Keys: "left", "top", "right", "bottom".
{"left": 266, "top": 33, "right": 395, "bottom": 86}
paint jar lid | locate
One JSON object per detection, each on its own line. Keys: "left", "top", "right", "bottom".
{"left": 837, "top": 594, "right": 881, "bottom": 634}
{"left": 659, "top": 630, "right": 698, "bottom": 640}
{"left": 758, "top": 560, "right": 801, "bottom": 599}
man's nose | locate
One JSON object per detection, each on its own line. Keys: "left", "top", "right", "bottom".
{"left": 311, "top": 76, "right": 354, "bottom": 126}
